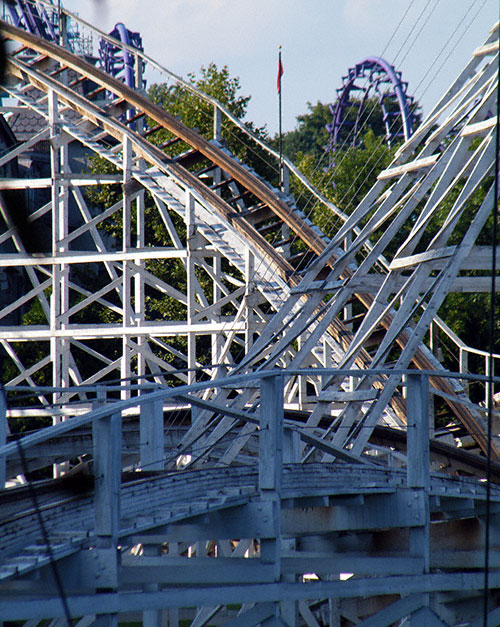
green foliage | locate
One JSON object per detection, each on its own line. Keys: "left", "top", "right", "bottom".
{"left": 276, "top": 94, "right": 402, "bottom": 246}
{"left": 423, "top": 176, "right": 494, "bottom": 252}
{"left": 439, "top": 293, "right": 493, "bottom": 352}
{"left": 434, "top": 190, "right": 500, "bottom": 360}
{"left": 333, "top": 96, "right": 421, "bottom": 149}
{"left": 147, "top": 63, "right": 273, "bottom": 181}
{"left": 291, "top": 129, "right": 395, "bottom": 238}
{"left": 1, "top": 290, "right": 52, "bottom": 432}
{"left": 325, "top": 129, "right": 394, "bottom": 215}
{"left": 85, "top": 154, "right": 122, "bottom": 212}
{"left": 2, "top": 292, "right": 49, "bottom": 387}
{"left": 149, "top": 63, "right": 250, "bottom": 132}
{"left": 279, "top": 101, "right": 331, "bottom": 163}
{"left": 279, "top": 97, "right": 421, "bottom": 165}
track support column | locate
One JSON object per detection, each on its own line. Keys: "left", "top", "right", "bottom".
{"left": 93, "top": 389, "right": 121, "bottom": 626}
{"left": 406, "top": 373, "right": 430, "bottom": 573}
{"left": 140, "top": 390, "right": 164, "bottom": 471}
{"left": 259, "top": 372, "right": 283, "bottom": 622}
{"left": 135, "top": 187, "right": 146, "bottom": 386}
{"left": 186, "top": 191, "right": 197, "bottom": 384}
{"left": 49, "top": 87, "right": 70, "bottom": 475}
{"left": 49, "top": 88, "right": 61, "bottom": 402}
{"left": 245, "top": 250, "right": 255, "bottom": 353}
{"left": 0, "top": 387, "right": 6, "bottom": 489}
{"left": 122, "top": 135, "right": 133, "bottom": 399}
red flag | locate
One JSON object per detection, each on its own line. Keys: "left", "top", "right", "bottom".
{"left": 277, "top": 53, "right": 284, "bottom": 94}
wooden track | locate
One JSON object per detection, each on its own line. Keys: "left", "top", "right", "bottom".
{"left": 0, "top": 21, "right": 495, "bottom": 460}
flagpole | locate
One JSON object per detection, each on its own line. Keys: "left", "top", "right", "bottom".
{"left": 278, "top": 45, "right": 283, "bottom": 191}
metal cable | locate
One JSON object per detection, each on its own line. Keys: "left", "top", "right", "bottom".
{"left": 311, "top": 0, "right": 485, "bottom": 245}
{"left": 3, "top": 387, "right": 74, "bottom": 626}
{"left": 484, "top": 16, "right": 500, "bottom": 625}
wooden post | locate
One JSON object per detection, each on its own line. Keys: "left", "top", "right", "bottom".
{"left": 259, "top": 372, "right": 283, "bottom": 590}
{"left": 406, "top": 373, "right": 430, "bottom": 575}
{"left": 122, "top": 135, "right": 133, "bottom": 399}
{"left": 93, "top": 390, "right": 121, "bottom": 626}
{"left": 186, "top": 191, "right": 196, "bottom": 384}
{"left": 0, "top": 388, "right": 6, "bottom": 489}
{"left": 140, "top": 391, "right": 164, "bottom": 471}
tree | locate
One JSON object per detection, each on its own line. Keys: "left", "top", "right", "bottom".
{"left": 288, "top": 129, "right": 394, "bottom": 241}
{"left": 147, "top": 63, "right": 273, "bottom": 181}
{"left": 278, "top": 97, "right": 421, "bottom": 166}
{"left": 149, "top": 63, "right": 251, "bottom": 134}
{"left": 330, "top": 96, "right": 421, "bottom": 150}
{"left": 279, "top": 101, "right": 331, "bottom": 163}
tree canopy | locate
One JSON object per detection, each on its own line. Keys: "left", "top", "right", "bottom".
{"left": 277, "top": 89, "right": 499, "bottom": 362}
{"left": 147, "top": 63, "right": 271, "bottom": 178}
{"left": 279, "top": 101, "right": 331, "bottom": 163}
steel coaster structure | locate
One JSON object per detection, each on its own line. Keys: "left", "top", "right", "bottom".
{"left": 4, "top": 0, "right": 143, "bottom": 86}
{"left": 2, "top": 0, "right": 90, "bottom": 55}
{"left": 326, "top": 57, "right": 417, "bottom": 153}
{"left": 99, "top": 23, "right": 144, "bottom": 91}
{"left": 3, "top": 0, "right": 57, "bottom": 43}
{"left": 0, "top": 4, "right": 498, "bottom": 624}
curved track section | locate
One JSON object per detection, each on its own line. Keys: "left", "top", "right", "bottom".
{"left": 0, "top": 17, "right": 499, "bottom": 623}
{"left": 327, "top": 56, "right": 416, "bottom": 152}
{"left": 4, "top": 0, "right": 57, "bottom": 42}
{"left": 0, "top": 21, "right": 489, "bottom": 464}
{"left": 0, "top": 22, "right": 315, "bottom": 392}
{"left": 99, "top": 23, "right": 143, "bottom": 89}
{"left": 1, "top": 371, "right": 500, "bottom": 625}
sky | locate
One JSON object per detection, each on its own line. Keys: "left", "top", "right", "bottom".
{"left": 63, "top": 0, "right": 499, "bottom": 137}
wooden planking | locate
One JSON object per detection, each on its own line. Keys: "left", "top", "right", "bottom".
{"left": 2, "top": 21, "right": 494, "bottom": 459}
{"left": 1, "top": 21, "right": 326, "bottom": 256}
{"left": 473, "top": 41, "right": 499, "bottom": 57}
{"left": 461, "top": 117, "right": 497, "bottom": 137}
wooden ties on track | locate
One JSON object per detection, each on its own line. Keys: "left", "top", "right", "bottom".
{"left": 0, "top": 20, "right": 497, "bottom": 461}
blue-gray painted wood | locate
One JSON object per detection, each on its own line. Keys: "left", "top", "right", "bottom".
{"left": 93, "top": 410, "right": 121, "bottom": 542}
{"left": 406, "top": 374, "right": 430, "bottom": 491}
{"left": 259, "top": 373, "right": 283, "bottom": 494}
{"left": 0, "top": 389, "right": 6, "bottom": 489}
{"left": 356, "top": 594, "right": 426, "bottom": 627}
{"left": 259, "top": 374, "right": 284, "bottom": 583}
{"left": 140, "top": 393, "right": 164, "bottom": 471}
{"left": 407, "top": 373, "right": 431, "bottom": 575}
{"left": 3, "top": 571, "right": 500, "bottom": 619}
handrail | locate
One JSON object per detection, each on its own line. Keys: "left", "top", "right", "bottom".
{"left": 430, "top": 315, "right": 500, "bottom": 406}
{"left": 53, "top": 5, "right": 390, "bottom": 269}
{"left": 0, "top": 367, "right": 497, "bottom": 460}
{"left": 433, "top": 315, "right": 500, "bottom": 360}
{"left": 22, "top": 0, "right": 352, "bottom": 227}
{"left": 2, "top": 42, "right": 298, "bottom": 280}
{"left": 2, "top": 0, "right": 392, "bottom": 282}
{"left": 2, "top": 24, "right": 327, "bottom": 261}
